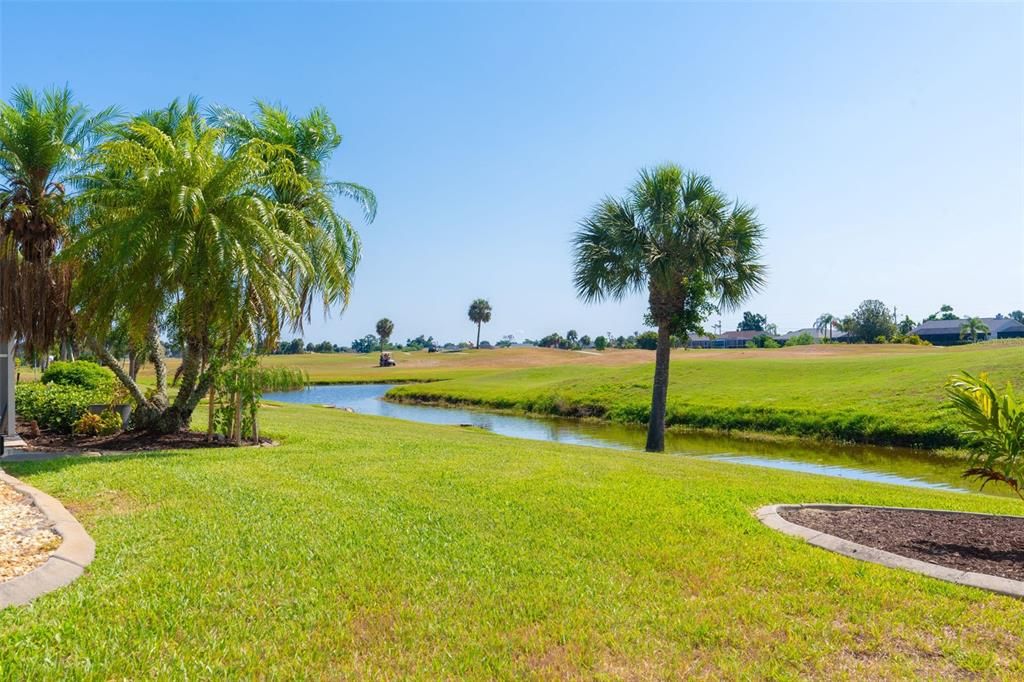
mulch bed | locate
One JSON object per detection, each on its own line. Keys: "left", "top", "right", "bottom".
{"left": 16, "top": 418, "right": 269, "bottom": 452}
{"left": 780, "top": 506, "right": 1024, "bottom": 582}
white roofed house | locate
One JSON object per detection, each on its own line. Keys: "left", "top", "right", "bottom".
{"left": 774, "top": 327, "right": 848, "bottom": 344}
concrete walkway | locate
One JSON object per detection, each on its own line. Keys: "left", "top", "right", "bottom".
{"left": 0, "top": 468, "right": 95, "bottom": 607}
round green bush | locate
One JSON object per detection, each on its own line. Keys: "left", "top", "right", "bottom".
{"left": 41, "top": 360, "right": 115, "bottom": 390}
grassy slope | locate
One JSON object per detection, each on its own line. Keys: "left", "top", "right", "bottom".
{"left": 388, "top": 342, "right": 1024, "bottom": 447}
{"left": 2, "top": 404, "right": 1024, "bottom": 678}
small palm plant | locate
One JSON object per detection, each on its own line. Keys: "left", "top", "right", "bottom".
{"left": 959, "top": 317, "right": 990, "bottom": 343}
{"left": 946, "top": 372, "right": 1024, "bottom": 499}
{"left": 215, "top": 355, "right": 307, "bottom": 444}
{"left": 468, "top": 299, "right": 492, "bottom": 348}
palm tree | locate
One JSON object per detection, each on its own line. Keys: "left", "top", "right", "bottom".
{"left": 0, "top": 86, "right": 116, "bottom": 354}
{"left": 211, "top": 102, "right": 375, "bottom": 325}
{"left": 468, "top": 299, "right": 492, "bottom": 348}
{"left": 73, "top": 102, "right": 367, "bottom": 433}
{"left": 814, "top": 313, "right": 836, "bottom": 341}
{"left": 960, "top": 317, "right": 990, "bottom": 343}
{"left": 376, "top": 318, "right": 394, "bottom": 352}
{"left": 573, "top": 165, "right": 766, "bottom": 452}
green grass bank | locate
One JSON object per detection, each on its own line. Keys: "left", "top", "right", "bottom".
{"left": 2, "top": 404, "right": 1024, "bottom": 678}
{"left": 387, "top": 341, "right": 1024, "bottom": 448}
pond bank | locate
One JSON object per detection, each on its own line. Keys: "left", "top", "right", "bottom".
{"left": 265, "top": 384, "right": 994, "bottom": 496}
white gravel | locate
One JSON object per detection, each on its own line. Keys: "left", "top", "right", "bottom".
{"left": 0, "top": 480, "right": 60, "bottom": 582}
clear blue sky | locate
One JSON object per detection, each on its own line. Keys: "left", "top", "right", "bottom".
{"left": 3, "top": 1, "right": 1022, "bottom": 345}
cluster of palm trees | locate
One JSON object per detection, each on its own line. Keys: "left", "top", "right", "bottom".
{"left": 0, "top": 87, "right": 374, "bottom": 433}
{"left": 3, "top": 88, "right": 766, "bottom": 451}
{"left": 813, "top": 313, "right": 839, "bottom": 341}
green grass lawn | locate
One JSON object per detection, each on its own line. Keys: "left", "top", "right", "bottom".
{"left": 2, "top": 403, "right": 1024, "bottom": 678}
{"left": 389, "top": 341, "right": 1024, "bottom": 448}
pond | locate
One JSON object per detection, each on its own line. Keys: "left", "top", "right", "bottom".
{"left": 264, "top": 383, "right": 986, "bottom": 496}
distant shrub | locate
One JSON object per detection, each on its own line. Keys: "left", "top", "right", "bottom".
{"left": 747, "top": 334, "right": 780, "bottom": 349}
{"left": 478, "top": 341, "right": 493, "bottom": 349}
{"left": 16, "top": 382, "right": 110, "bottom": 433}
{"left": 946, "top": 372, "right": 1024, "bottom": 499}
{"left": 785, "top": 333, "right": 816, "bottom": 347}
{"left": 892, "top": 333, "right": 930, "bottom": 346}
{"left": 594, "top": 336, "right": 608, "bottom": 351}
{"left": 538, "top": 333, "right": 563, "bottom": 348}
{"left": 873, "top": 335, "right": 889, "bottom": 344}
{"left": 42, "top": 360, "right": 114, "bottom": 390}
{"left": 636, "top": 331, "right": 659, "bottom": 350}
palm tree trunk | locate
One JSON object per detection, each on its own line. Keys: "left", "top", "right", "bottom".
{"left": 645, "top": 323, "right": 672, "bottom": 452}
{"left": 207, "top": 387, "right": 216, "bottom": 442}
{"left": 476, "top": 322, "right": 481, "bottom": 349}
{"left": 147, "top": 320, "right": 167, "bottom": 397}
{"left": 251, "top": 406, "right": 259, "bottom": 444}
{"left": 233, "top": 392, "right": 242, "bottom": 445}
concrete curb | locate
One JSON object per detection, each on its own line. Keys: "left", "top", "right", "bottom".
{"left": 0, "top": 471, "right": 94, "bottom": 608}
{"left": 756, "top": 503, "right": 1024, "bottom": 599}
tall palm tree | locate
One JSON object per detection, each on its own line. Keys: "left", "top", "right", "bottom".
{"left": 960, "top": 317, "right": 990, "bottom": 343}
{"left": 0, "top": 86, "right": 116, "bottom": 354}
{"left": 211, "top": 102, "right": 375, "bottom": 324}
{"left": 376, "top": 318, "right": 394, "bottom": 352}
{"left": 468, "top": 299, "right": 492, "bottom": 348}
{"left": 814, "top": 313, "right": 836, "bottom": 341}
{"left": 72, "top": 103, "right": 354, "bottom": 433}
{"left": 573, "top": 165, "right": 766, "bottom": 452}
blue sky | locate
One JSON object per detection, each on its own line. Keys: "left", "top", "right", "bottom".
{"left": 3, "top": 1, "right": 1022, "bottom": 345}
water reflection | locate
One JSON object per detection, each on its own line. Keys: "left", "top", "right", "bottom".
{"left": 265, "top": 384, "right": 978, "bottom": 495}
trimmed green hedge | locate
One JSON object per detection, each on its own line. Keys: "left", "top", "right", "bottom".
{"left": 15, "top": 382, "right": 112, "bottom": 433}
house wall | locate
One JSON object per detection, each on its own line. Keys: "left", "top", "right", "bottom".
{"left": 0, "top": 338, "right": 14, "bottom": 436}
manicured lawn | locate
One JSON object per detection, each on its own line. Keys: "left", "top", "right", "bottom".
{"left": 2, "top": 404, "right": 1023, "bottom": 678}
{"left": 388, "top": 341, "right": 1024, "bottom": 448}
{"left": 248, "top": 346, "right": 654, "bottom": 384}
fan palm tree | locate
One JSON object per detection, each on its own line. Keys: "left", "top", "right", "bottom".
{"left": 0, "top": 86, "right": 116, "bottom": 354}
{"left": 814, "top": 313, "right": 836, "bottom": 341}
{"left": 376, "top": 318, "right": 394, "bottom": 352}
{"left": 960, "top": 317, "right": 990, "bottom": 343}
{"left": 71, "top": 103, "right": 346, "bottom": 433}
{"left": 573, "top": 164, "right": 766, "bottom": 452}
{"left": 468, "top": 299, "right": 492, "bottom": 348}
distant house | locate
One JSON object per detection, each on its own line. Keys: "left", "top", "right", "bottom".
{"left": 687, "top": 335, "right": 712, "bottom": 349}
{"left": 774, "top": 327, "right": 848, "bottom": 344}
{"left": 688, "top": 330, "right": 763, "bottom": 349}
{"left": 910, "top": 317, "right": 1024, "bottom": 346}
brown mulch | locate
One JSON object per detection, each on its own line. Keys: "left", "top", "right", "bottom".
{"left": 780, "top": 507, "right": 1024, "bottom": 582}
{"left": 16, "top": 418, "right": 269, "bottom": 453}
